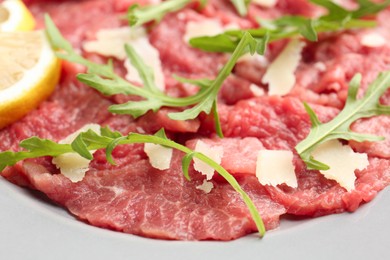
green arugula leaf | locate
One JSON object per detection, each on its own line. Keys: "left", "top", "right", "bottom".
{"left": 0, "top": 128, "right": 266, "bottom": 237}
{"left": 126, "top": 0, "right": 248, "bottom": 24}
{"left": 45, "top": 15, "right": 116, "bottom": 79}
{"left": 189, "top": 33, "right": 239, "bottom": 53}
{"left": 106, "top": 136, "right": 128, "bottom": 165}
{"left": 173, "top": 75, "right": 214, "bottom": 89}
{"left": 127, "top": 0, "right": 192, "bottom": 26}
{"left": 295, "top": 72, "right": 390, "bottom": 170}
{"left": 0, "top": 138, "right": 73, "bottom": 172}
{"left": 271, "top": 16, "right": 318, "bottom": 41}
{"left": 124, "top": 44, "right": 160, "bottom": 94}
{"left": 19, "top": 137, "right": 66, "bottom": 153}
{"left": 182, "top": 152, "right": 197, "bottom": 181}
{"left": 76, "top": 74, "right": 145, "bottom": 96}
{"left": 190, "top": 0, "right": 388, "bottom": 52}
{"left": 312, "top": 0, "right": 390, "bottom": 19}
{"left": 45, "top": 16, "right": 261, "bottom": 137}
{"left": 108, "top": 99, "right": 163, "bottom": 118}
{"left": 153, "top": 128, "right": 169, "bottom": 139}
{"left": 170, "top": 32, "right": 258, "bottom": 136}
{"left": 100, "top": 127, "right": 123, "bottom": 139}
{"left": 81, "top": 129, "right": 114, "bottom": 150}
{"left": 230, "top": 0, "right": 250, "bottom": 16}
{"left": 310, "top": 0, "right": 352, "bottom": 22}
{"left": 71, "top": 134, "right": 93, "bottom": 160}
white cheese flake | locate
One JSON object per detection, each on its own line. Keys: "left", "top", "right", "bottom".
{"left": 135, "top": 126, "right": 145, "bottom": 134}
{"left": 312, "top": 140, "right": 369, "bottom": 192}
{"left": 83, "top": 27, "right": 165, "bottom": 91}
{"left": 144, "top": 143, "right": 173, "bottom": 170}
{"left": 262, "top": 39, "right": 305, "bottom": 96}
{"left": 249, "top": 84, "right": 265, "bottom": 97}
{"left": 252, "top": 0, "right": 277, "bottom": 8}
{"left": 360, "top": 32, "right": 386, "bottom": 48}
{"left": 193, "top": 140, "right": 223, "bottom": 180}
{"left": 256, "top": 150, "right": 297, "bottom": 188}
{"left": 52, "top": 124, "right": 101, "bottom": 183}
{"left": 52, "top": 154, "right": 91, "bottom": 183}
{"left": 83, "top": 27, "right": 146, "bottom": 60}
{"left": 314, "top": 62, "right": 326, "bottom": 72}
{"left": 196, "top": 179, "right": 214, "bottom": 193}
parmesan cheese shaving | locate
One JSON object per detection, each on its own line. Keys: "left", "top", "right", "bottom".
{"left": 193, "top": 140, "right": 223, "bottom": 180}
{"left": 249, "top": 84, "right": 265, "bottom": 97}
{"left": 144, "top": 143, "right": 173, "bottom": 170}
{"left": 262, "top": 39, "right": 305, "bottom": 96}
{"left": 52, "top": 124, "right": 101, "bottom": 182}
{"left": 252, "top": 0, "right": 277, "bottom": 8}
{"left": 312, "top": 140, "right": 369, "bottom": 192}
{"left": 256, "top": 150, "right": 297, "bottom": 188}
{"left": 196, "top": 179, "right": 214, "bottom": 193}
{"left": 314, "top": 62, "right": 326, "bottom": 72}
{"left": 83, "top": 27, "right": 146, "bottom": 60}
{"left": 83, "top": 27, "right": 165, "bottom": 91}
{"left": 52, "top": 153, "right": 92, "bottom": 182}
{"left": 361, "top": 32, "right": 386, "bottom": 48}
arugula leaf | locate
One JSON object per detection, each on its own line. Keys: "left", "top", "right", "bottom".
{"left": 190, "top": 0, "right": 388, "bottom": 52}
{"left": 0, "top": 127, "right": 266, "bottom": 237}
{"left": 0, "top": 138, "right": 73, "bottom": 172}
{"left": 189, "top": 33, "right": 239, "bottom": 53}
{"left": 230, "top": 0, "right": 250, "bottom": 16}
{"left": 295, "top": 72, "right": 390, "bottom": 170}
{"left": 126, "top": 0, "right": 249, "bottom": 24}
{"left": 71, "top": 134, "right": 93, "bottom": 160}
{"left": 127, "top": 0, "right": 192, "bottom": 26}
{"left": 45, "top": 16, "right": 261, "bottom": 137}
{"left": 312, "top": 0, "right": 390, "bottom": 20}
{"left": 182, "top": 152, "right": 197, "bottom": 181}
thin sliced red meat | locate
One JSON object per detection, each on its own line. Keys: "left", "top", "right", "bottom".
{"left": 136, "top": 109, "right": 200, "bottom": 134}
{"left": 349, "top": 116, "right": 390, "bottom": 159}
{"left": 21, "top": 150, "right": 286, "bottom": 240}
{"left": 149, "top": 9, "right": 228, "bottom": 78}
{"left": 265, "top": 158, "right": 390, "bottom": 216}
{"left": 0, "top": 0, "right": 386, "bottom": 242}
{"left": 186, "top": 137, "right": 265, "bottom": 176}
{"left": 201, "top": 96, "right": 338, "bottom": 150}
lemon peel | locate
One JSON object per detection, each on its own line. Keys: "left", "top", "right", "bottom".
{"left": 0, "top": 0, "right": 36, "bottom": 32}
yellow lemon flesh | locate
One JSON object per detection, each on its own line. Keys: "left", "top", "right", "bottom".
{"left": 0, "top": 0, "right": 36, "bottom": 32}
{"left": 0, "top": 31, "right": 61, "bottom": 129}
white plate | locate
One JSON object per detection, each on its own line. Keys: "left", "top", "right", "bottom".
{"left": 0, "top": 177, "right": 388, "bottom": 260}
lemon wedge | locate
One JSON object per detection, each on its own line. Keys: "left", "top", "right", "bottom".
{"left": 0, "top": 30, "right": 61, "bottom": 128}
{"left": 0, "top": 0, "right": 36, "bottom": 32}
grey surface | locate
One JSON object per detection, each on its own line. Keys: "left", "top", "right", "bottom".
{"left": 0, "top": 177, "right": 388, "bottom": 260}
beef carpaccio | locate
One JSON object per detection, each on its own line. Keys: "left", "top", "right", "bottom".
{"left": 1, "top": 0, "right": 390, "bottom": 240}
